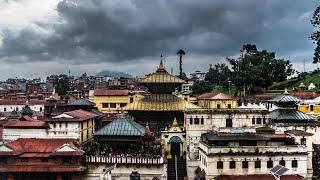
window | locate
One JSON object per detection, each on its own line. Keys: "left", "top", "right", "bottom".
{"left": 252, "top": 118, "right": 255, "bottom": 125}
{"left": 21, "top": 158, "right": 28, "bottom": 162}
{"left": 59, "top": 123, "right": 62, "bottom": 128}
{"left": 3, "top": 107, "right": 6, "bottom": 112}
{"left": 292, "top": 160, "right": 298, "bottom": 168}
{"left": 130, "top": 97, "right": 134, "bottom": 103}
{"left": 201, "top": 117, "right": 204, "bottom": 125}
{"left": 110, "top": 103, "right": 116, "bottom": 108}
{"left": 40, "top": 107, "right": 42, "bottom": 111}
{"left": 63, "top": 157, "right": 71, "bottom": 164}
{"left": 189, "top": 117, "right": 193, "bottom": 125}
{"left": 0, "top": 157, "right": 6, "bottom": 164}
{"left": 53, "top": 123, "right": 56, "bottom": 128}
{"left": 229, "top": 161, "right": 236, "bottom": 169}
{"left": 310, "top": 105, "right": 314, "bottom": 112}
{"left": 257, "top": 118, "right": 262, "bottom": 124}
{"left": 227, "top": 104, "right": 231, "bottom": 109}
{"left": 217, "top": 161, "right": 223, "bottom": 169}
{"left": 102, "top": 103, "right": 108, "bottom": 108}
{"left": 267, "top": 159, "right": 273, "bottom": 168}
{"left": 41, "top": 158, "right": 48, "bottom": 162}
{"left": 263, "top": 118, "right": 266, "bottom": 124}
{"left": 255, "top": 160, "right": 261, "bottom": 168}
{"left": 120, "top": 103, "right": 127, "bottom": 107}
{"left": 279, "top": 159, "right": 285, "bottom": 166}
{"left": 301, "top": 138, "right": 306, "bottom": 145}
{"left": 242, "top": 160, "right": 248, "bottom": 168}
{"left": 229, "top": 142, "right": 239, "bottom": 147}
{"left": 194, "top": 117, "right": 199, "bottom": 125}
{"left": 217, "top": 104, "right": 221, "bottom": 109}
{"left": 226, "top": 119, "right": 233, "bottom": 128}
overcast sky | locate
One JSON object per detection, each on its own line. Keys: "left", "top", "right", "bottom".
{"left": 0, "top": 0, "right": 318, "bottom": 80}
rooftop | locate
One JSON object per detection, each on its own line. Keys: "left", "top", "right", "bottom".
{"left": 202, "top": 131, "right": 270, "bottom": 141}
{"left": 198, "top": 92, "right": 235, "bottom": 100}
{"left": 3, "top": 120, "right": 47, "bottom": 128}
{"left": 48, "top": 109, "right": 98, "bottom": 122}
{"left": 269, "top": 108, "right": 315, "bottom": 122}
{"left": 285, "top": 129, "right": 313, "bottom": 136}
{"left": 94, "top": 89, "right": 130, "bottom": 96}
{"left": 123, "top": 94, "right": 201, "bottom": 111}
{"left": 95, "top": 115, "right": 146, "bottom": 136}
{"left": 67, "top": 98, "right": 95, "bottom": 106}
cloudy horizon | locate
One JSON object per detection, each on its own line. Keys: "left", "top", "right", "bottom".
{"left": 0, "top": 0, "right": 318, "bottom": 80}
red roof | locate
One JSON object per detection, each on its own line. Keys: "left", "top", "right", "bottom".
{"left": 3, "top": 138, "right": 82, "bottom": 156}
{"left": 0, "top": 100, "right": 45, "bottom": 105}
{"left": 0, "top": 165, "right": 86, "bottom": 172}
{"left": 289, "top": 92, "right": 320, "bottom": 100}
{"left": 22, "top": 115, "right": 33, "bottom": 121}
{"left": 3, "top": 120, "right": 47, "bottom": 128}
{"left": 198, "top": 93, "right": 235, "bottom": 100}
{"left": 94, "top": 89, "right": 129, "bottom": 96}
{"left": 217, "top": 175, "right": 303, "bottom": 180}
{"left": 64, "top": 109, "right": 98, "bottom": 120}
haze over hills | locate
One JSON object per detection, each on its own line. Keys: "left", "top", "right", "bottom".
{"left": 96, "top": 70, "right": 133, "bottom": 78}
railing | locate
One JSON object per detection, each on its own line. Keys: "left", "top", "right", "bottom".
{"left": 83, "top": 155, "right": 164, "bottom": 164}
{"left": 199, "top": 142, "right": 307, "bottom": 155}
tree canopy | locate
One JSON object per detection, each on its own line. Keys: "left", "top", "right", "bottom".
{"left": 227, "top": 44, "right": 295, "bottom": 96}
{"left": 53, "top": 74, "right": 70, "bottom": 95}
{"left": 205, "top": 63, "right": 231, "bottom": 87}
{"left": 311, "top": 5, "right": 320, "bottom": 64}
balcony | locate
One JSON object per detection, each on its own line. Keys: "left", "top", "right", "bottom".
{"left": 83, "top": 155, "right": 164, "bottom": 165}
{"left": 199, "top": 141, "right": 307, "bottom": 155}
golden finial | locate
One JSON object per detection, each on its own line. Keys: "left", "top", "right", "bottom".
{"left": 157, "top": 55, "right": 166, "bottom": 72}
{"left": 165, "top": 126, "right": 168, "bottom": 131}
{"left": 172, "top": 117, "right": 179, "bottom": 127}
{"left": 283, "top": 88, "right": 289, "bottom": 95}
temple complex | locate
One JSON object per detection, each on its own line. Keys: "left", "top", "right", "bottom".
{"left": 124, "top": 58, "right": 200, "bottom": 135}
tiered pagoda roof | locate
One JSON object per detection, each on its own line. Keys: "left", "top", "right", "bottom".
{"left": 123, "top": 94, "right": 200, "bottom": 111}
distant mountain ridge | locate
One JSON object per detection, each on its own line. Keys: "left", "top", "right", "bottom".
{"left": 96, "top": 70, "right": 133, "bottom": 78}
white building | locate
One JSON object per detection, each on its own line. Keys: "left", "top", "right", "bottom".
{"left": 190, "top": 70, "right": 206, "bottom": 81}
{"left": 0, "top": 100, "right": 44, "bottom": 113}
{"left": 181, "top": 80, "right": 194, "bottom": 92}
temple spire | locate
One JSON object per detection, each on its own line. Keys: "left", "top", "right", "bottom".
{"left": 157, "top": 55, "right": 166, "bottom": 72}
{"left": 172, "top": 117, "right": 179, "bottom": 127}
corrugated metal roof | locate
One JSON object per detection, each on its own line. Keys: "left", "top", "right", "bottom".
{"left": 269, "top": 109, "right": 315, "bottom": 121}
{"left": 95, "top": 116, "right": 146, "bottom": 136}
{"left": 269, "top": 94, "right": 301, "bottom": 103}
{"left": 123, "top": 94, "right": 201, "bottom": 111}
{"left": 67, "top": 98, "right": 95, "bottom": 106}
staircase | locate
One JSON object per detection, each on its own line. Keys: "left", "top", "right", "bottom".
{"left": 167, "top": 156, "right": 187, "bottom": 180}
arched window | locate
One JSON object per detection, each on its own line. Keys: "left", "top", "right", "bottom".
{"left": 292, "top": 160, "right": 298, "bottom": 168}
{"left": 217, "top": 161, "right": 223, "bottom": 169}
{"left": 242, "top": 159, "right": 248, "bottom": 168}
{"left": 189, "top": 117, "right": 193, "bottom": 125}
{"left": 267, "top": 158, "right": 273, "bottom": 168}
{"left": 229, "top": 160, "right": 236, "bottom": 169}
{"left": 279, "top": 158, "right": 285, "bottom": 166}
{"left": 255, "top": 159, "right": 261, "bottom": 168}
{"left": 201, "top": 116, "right": 204, "bottom": 125}
{"left": 194, "top": 117, "right": 199, "bottom": 125}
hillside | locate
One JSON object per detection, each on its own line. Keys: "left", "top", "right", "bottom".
{"left": 96, "top": 70, "right": 133, "bottom": 78}
{"left": 269, "top": 72, "right": 320, "bottom": 92}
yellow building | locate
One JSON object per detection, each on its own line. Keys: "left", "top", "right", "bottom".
{"left": 93, "top": 90, "right": 144, "bottom": 113}
{"left": 197, "top": 92, "right": 237, "bottom": 109}
{"left": 298, "top": 97, "right": 320, "bottom": 116}
{"left": 176, "top": 92, "right": 197, "bottom": 104}
{"left": 47, "top": 109, "right": 98, "bottom": 149}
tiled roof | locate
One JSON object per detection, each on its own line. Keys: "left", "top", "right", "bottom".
{"left": 3, "top": 120, "right": 47, "bottom": 128}
{"left": 4, "top": 138, "right": 82, "bottom": 155}
{"left": 94, "top": 90, "right": 129, "bottom": 96}
{"left": 95, "top": 116, "right": 146, "bottom": 136}
{"left": 123, "top": 94, "right": 201, "bottom": 111}
{"left": 216, "top": 174, "right": 303, "bottom": 180}
{"left": 0, "top": 100, "right": 45, "bottom": 105}
{"left": 49, "top": 109, "right": 98, "bottom": 122}
{"left": 289, "top": 91, "right": 320, "bottom": 100}
{"left": 67, "top": 98, "right": 95, "bottom": 106}
{"left": 269, "top": 109, "right": 315, "bottom": 122}
{"left": 198, "top": 93, "right": 235, "bottom": 100}
{"left": 285, "top": 129, "right": 313, "bottom": 136}
{"left": 0, "top": 166, "right": 86, "bottom": 172}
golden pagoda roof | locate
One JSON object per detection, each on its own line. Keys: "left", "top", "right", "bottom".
{"left": 123, "top": 94, "right": 201, "bottom": 111}
{"left": 139, "top": 60, "right": 185, "bottom": 84}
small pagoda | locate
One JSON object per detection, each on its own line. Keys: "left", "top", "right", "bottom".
{"left": 124, "top": 58, "right": 200, "bottom": 135}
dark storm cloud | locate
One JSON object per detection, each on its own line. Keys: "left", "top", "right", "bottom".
{"left": 0, "top": 0, "right": 317, "bottom": 64}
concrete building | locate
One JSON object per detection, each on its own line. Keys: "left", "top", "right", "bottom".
{"left": 197, "top": 93, "right": 237, "bottom": 109}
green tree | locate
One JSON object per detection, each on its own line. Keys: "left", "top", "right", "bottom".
{"left": 53, "top": 74, "right": 70, "bottom": 95}
{"left": 227, "top": 44, "right": 294, "bottom": 96}
{"left": 311, "top": 5, "right": 320, "bottom": 64}
{"left": 205, "top": 63, "right": 231, "bottom": 87}
{"left": 192, "top": 81, "right": 212, "bottom": 95}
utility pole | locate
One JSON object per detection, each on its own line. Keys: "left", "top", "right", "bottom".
{"left": 228, "top": 81, "right": 231, "bottom": 95}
